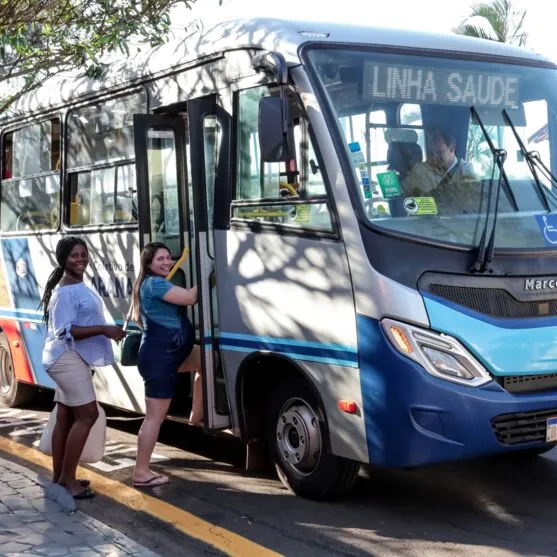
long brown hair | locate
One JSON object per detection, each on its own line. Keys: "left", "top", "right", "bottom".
{"left": 39, "top": 237, "right": 87, "bottom": 323}
{"left": 130, "top": 242, "right": 170, "bottom": 322}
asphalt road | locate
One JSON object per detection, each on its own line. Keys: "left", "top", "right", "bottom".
{"left": 2, "top": 395, "right": 557, "bottom": 557}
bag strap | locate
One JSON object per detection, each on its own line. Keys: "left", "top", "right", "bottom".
{"left": 123, "top": 306, "right": 133, "bottom": 333}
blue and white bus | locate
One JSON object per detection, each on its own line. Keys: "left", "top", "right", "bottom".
{"left": 1, "top": 17, "right": 557, "bottom": 499}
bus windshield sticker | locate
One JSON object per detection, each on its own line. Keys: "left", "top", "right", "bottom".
{"left": 535, "top": 214, "right": 557, "bottom": 246}
{"left": 361, "top": 173, "right": 372, "bottom": 199}
{"left": 377, "top": 171, "right": 402, "bottom": 199}
{"left": 403, "top": 197, "right": 438, "bottom": 216}
{"left": 348, "top": 142, "right": 366, "bottom": 168}
{"left": 363, "top": 62, "right": 519, "bottom": 109}
{"left": 290, "top": 205, "right": 311, "bottom": 223}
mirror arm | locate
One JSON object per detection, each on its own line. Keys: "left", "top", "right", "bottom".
{"left": 251, "top": 50, "right": 288, "bottom": 85}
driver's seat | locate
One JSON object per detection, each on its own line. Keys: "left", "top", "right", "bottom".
{"left": 387, "top": 141, "right": 423, "bottom": 181}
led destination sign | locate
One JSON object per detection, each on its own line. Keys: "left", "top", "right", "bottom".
{"left": 363, "top": 62, "right": 519, "bottom": 108}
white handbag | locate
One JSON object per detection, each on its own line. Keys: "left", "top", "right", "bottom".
{"left": 39, "top": 403, "right": 106, "bottom": 463}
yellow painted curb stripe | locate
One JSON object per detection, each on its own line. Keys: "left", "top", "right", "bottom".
{"left": 0, "top": 437, "right": 282, "bottom": 557}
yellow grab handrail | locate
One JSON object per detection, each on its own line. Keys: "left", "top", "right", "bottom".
{"left": 166, "top": 247, "right": 189, "bottom": 280}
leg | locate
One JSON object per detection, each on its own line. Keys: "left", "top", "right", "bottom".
{"left": 133, "top": 397, "right": 171, "bottom": 484}
{"left": 57, "top": 401, "right": 99, "bottom": 496}
{"left": 178, "top": 344, "right": 200, "bottom": 373}
{"left": 189, "top": 372, "right": 203, "bottom": 424}
{"left": 178, "top": 346, "right": 203, "bottom": 424}
{"left": 51, "top": 402, "right": 74, "bottom": 483}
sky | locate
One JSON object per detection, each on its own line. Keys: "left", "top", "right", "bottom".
{"left": 171, "top": 0, "right": 556, "bottom": 63}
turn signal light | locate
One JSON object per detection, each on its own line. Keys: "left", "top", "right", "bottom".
{"left": 389, "top": 326, "right": 413, "bottom": 354}
{"left": 338, "top": 400, "right": 358, "bottom": 414}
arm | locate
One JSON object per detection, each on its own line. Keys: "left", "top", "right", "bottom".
{"left": 50, "top": 290, "right": 124, "bottom": 342}
{"left": 162, "top": 285, "right": 197, "bottom": 306}
{"left": 70, "top": 325, "right": 125, "bottom": 342}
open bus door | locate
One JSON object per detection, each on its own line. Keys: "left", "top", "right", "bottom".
{"left": 133, "top": 107, "right": 231, "bottom": 431}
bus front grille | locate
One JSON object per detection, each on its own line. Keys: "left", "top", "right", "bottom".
{"left": 498, "top": 374, "right": 557, "bottom": 394}
{"left": 491, "top": 408, "right": 557, "bottom": 445}
{"left": 427, "top": 283, "right": 557, "bottom": 319}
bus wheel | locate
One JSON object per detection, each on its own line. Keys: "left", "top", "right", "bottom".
{"left": 0, "top": 335, "right": 33, "bottom": 408}
{"left": 266, "top": 379, "right": 359, "bottom": 500}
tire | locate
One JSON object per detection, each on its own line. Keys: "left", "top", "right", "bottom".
{"left": 266, "top": 377, "right": 359, "bottom": 500}
{"left": 0, "top": 334, "right": 34, "bottom": 408}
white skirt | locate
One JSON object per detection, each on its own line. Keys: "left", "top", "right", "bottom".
{"left": 46, "top": 350, "right": 96, "bottom": 407}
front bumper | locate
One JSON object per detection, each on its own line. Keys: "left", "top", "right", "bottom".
{"left": 357, "top": 314, "right": 557, "bottom": 467}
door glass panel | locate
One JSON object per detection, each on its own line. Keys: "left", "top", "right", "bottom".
{"left": 202, "top": 115, "right": 221, "bottom": 258}
{"left": 201, "top": 113, "right": 228, "bottom": 415}
{"left": 146, "top": 128, "right": 181, "bottom": 256}
{"left": 183, "top": 114, "right": 199, "bottom": 330}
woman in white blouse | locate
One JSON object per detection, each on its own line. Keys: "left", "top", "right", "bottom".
{"left": 40, "top": 237, "right": 125, "bottom": 499}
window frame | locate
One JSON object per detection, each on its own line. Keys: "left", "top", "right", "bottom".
{"left": 0, "top": 115, "right": 63, "bottom": 235}
{"left": 63, "top": 87, "right": 148, "bottom": 232}
{"left": 231, "top": 81, "right": 339, "bottom": 238}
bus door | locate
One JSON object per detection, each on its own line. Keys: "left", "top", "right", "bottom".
{"left": 186, "top": 95, "right": 231, "bottom": 431}
{"left": 133, "top": 106, "right": 231, "bottom": 430}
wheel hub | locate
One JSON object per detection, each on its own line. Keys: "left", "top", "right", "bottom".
{"left": 276, "top": 398, "right": 322, "bottom": 476}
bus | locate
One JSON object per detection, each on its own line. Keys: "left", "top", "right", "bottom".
{"left": 1, "top": 16, "right": 557, "bottom": 500}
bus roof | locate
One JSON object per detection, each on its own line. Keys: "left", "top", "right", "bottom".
{"left": 3, "top": 16, "right": 552, "bottom": 120}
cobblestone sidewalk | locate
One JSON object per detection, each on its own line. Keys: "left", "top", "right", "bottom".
{"left": 0, "top": 455, "right": 161, "bottom": 556}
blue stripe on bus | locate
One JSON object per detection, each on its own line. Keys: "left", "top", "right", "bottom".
{"left": 220, "top": 332, "right": 357, "bottom": 352}
{"left": 0, "top": 307, "right": 43, "bottom": 321}
{"left": 422, "top": 292, "right": 557, "bottom": 375}
{"left": 0, "top": 306, "right": 42, "bottom": 315}
{"left": 0, "top": 310, "right": 140, "bottom": 329}
{"left": 0, "top": 310, "right": 359, "bottom": 368}
{"left": 219, "top": 332, "right": 359, "bottom": 367}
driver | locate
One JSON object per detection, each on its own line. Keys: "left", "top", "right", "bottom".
{"left": 403, "top": 127, "right": 479, "bottom": 214}
{"left": 403, "top": 128, "right": 476, "bottom": 195}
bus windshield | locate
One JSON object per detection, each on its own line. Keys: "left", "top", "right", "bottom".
{"left": 307, "top": 47, "right": 557, "bottom": 250}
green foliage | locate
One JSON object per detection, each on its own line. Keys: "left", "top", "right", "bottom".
{"left": 453, "top": 0, "right": 527, "bottom": 46}
{"left": 0, "top": 0, "right": 195, "bottom": 112}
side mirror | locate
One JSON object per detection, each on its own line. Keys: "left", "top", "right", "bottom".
{"left": 258, "top": 95, "right": 295, "bottom": 162}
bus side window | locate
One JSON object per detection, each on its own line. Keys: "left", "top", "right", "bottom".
{"left": 233, "top": 85, "right": 333, "bottom": 231}
{"left": 0, "top": 119, "right": 61, "bottom": 232}
{"left": 66, "top": 90, "right": 146, "bottom": 227}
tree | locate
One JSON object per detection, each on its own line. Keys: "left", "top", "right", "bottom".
{"left": 0, "top": 0, "right": 196, "bottom": 112}
{"left": 452, "top": 0, "right": 527, "bottom": 46}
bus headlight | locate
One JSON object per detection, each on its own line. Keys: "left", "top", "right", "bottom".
{"left": 381, "top": 318, "right": 492, "bottom": 387}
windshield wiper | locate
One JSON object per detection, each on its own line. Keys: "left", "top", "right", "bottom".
{"left": 502, "top": 109, "right": 557, "bottom": 209}
{"left": 502, "top": 109, "right": 551, "bottom": 211}
{"left": 470, "top": 106, "right": 513, "bottom": 273}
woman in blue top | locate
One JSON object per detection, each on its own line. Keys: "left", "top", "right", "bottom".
{"left": 129, "top": 242, "right": 199, "bottom": 487}
{"left": 40, "top": 237, "right": 125, "bottom": 499}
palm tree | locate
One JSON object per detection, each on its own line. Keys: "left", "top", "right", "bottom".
{"left": 453, "top": 0, "right": 527, "bottom": 46}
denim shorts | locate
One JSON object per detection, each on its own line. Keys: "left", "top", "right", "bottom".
{"left": 137, "top": 315, "right": 194, "bottom": 399}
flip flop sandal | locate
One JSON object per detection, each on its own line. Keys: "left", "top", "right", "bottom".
{"left": 73, "top": 488, "right": 96, "bottom": 500}
{"left": 133, "top": 475, "right": 169, "bottom": 488}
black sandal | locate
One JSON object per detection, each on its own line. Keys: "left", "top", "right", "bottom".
{"left": 73, "top": 488, "right": 95, "bottom": 500}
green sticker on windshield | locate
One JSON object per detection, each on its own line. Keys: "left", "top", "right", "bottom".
{"left": 403, "top": 197, "right": 438, "bottom": 215}
{"left": 377, "top": 171, "right": 402, "bottom": 199}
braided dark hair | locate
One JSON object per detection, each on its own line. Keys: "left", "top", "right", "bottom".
{"left": 39, "top": 237, "right": 88, "bottom": 323}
